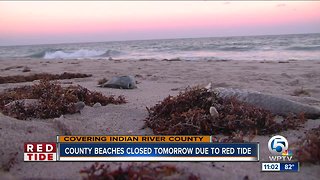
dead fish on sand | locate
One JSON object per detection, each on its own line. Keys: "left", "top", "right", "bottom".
{"left": 99, "top": 75, "right": 137, "bottom": 89}
{"left": 205, "top": 84, "right": 320, "bottom": 119}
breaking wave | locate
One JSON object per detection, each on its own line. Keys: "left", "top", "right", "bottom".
{"left": 27, "top": 49, "right": 63, "bottom": 58}
{"left": 27, "top": 49, "right": 122, "bottom": 59}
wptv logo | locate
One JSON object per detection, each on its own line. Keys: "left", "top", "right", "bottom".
{"left": 268, "top": 135, "right": 293, "bottom": 161}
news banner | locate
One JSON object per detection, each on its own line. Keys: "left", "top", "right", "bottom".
{"left": 24, "top": 135, "right": 299, "bottom": 172}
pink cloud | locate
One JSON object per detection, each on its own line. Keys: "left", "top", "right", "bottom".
{"left": 0, "top": 1, "right": 319, "bottom": 44}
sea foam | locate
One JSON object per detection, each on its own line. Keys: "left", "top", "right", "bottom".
{"left": 43, "top": 49, "right": 105, "bottom": 59}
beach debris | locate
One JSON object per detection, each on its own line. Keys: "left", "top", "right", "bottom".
{"left": 22, "top": 66, "right": 31, "bottom": 72}
{"left": 74, "top": 101, "right": 86, "bottom": 112}
{"left": 209, "top": 106, "right": 219, "bottom": 118}
{"left": 80, "top": 163, "right": 199, "bottom": 180}
{"left": 93, "top": 102, "right": 102, "bottom": 108}
{"left": 0, "top": 80, "right": 126, "bottom": 120}
{"left": 139, "top": 58, "right": 156, "bottom": 61}
{"left": 0, "top": 72, "right": 92, "bottom": 84}
{"left": 97, "top": 78, "right": 108, "bottom": 85}
{"left": 145, "top": 86, "right": 306, "bottom": 136}
{"left": 205, "top": 82, "right": 212, "bottom": 91}
{"left": 53, "top": 116, "right": 72, "bottom": 135}
{"left": 162, "top": 58, "right": 182, "bottom": 61}
{"left": 5, "top": 99, "right": 39, "bottom": 109}
{"left": 292, "top": 87, "right": 310, "bottom": 97}
{"left": 99, "top": 75, "right": 137, "bottom": 89}
{"left": 213, "top": 87, "right": 320, "bottom": 119}
{"left": 171, "top": 88, "right": 180, "bottom": 91}
{"left": 292, "top": 125, "right": 320, "bottom": 164}
{"left": 1, "top": 65, "right": 24, "bottom": 71}
{"left": 278, "top": 61, "right": 290, "bottom": 63}
{"left": 134, "top": 74, "right": 143, "bottom": 78}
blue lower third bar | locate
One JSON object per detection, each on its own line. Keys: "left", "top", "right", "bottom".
{"left": 58, "top": 143, "right": 259, "bottom": 161}
{"left": 280, "top": 162, "right": 299, "bottom": 172}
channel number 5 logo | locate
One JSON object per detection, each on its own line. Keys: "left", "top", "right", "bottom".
{"left": 268, "top": 135, "right": 288, "bottom": 155}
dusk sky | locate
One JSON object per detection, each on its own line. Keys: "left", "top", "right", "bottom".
{"left": 0, "top": 1, "right": 320, "bottom": 46}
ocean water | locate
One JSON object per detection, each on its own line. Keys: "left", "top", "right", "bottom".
{"left": 0, "top": 33, "right": 319, "bottom": 61}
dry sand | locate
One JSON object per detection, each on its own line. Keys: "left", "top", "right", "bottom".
{"left": 0, "top": 58, "right": 320, "bottom": 179}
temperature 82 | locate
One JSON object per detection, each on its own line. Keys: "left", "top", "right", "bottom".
{"left": 284, "top": 164, "right": 294, "bottom": 170}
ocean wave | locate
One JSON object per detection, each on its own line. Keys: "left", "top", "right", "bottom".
{"left": 99, "top": 50, "right": 122, "bottom": 57}
{"left": 27, "top": 49, "right": 122, "bottom": 59}
{"left": 160, "top": 45, "right": 255, "bottom": 52}
{"left": 217, "top": 46, "right": 255, "bottom": 51}
{"left": 177, "top": 46, "right": 204, "bottom": 51}
{"left": 286, "top": 45, "right": 320, "bottom": 51}
{"left": 27, "top": 49, "right": 63, "bottom": 58}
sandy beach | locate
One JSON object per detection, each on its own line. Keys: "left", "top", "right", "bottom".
{"left": 1, "top": 58, "right": 320, "bottom": 179}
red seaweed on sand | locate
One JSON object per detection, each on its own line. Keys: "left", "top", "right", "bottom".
{"left": 0, "top": 80, "right": 126, "bottom": 119}
{"left": 0, "top": 72, "right": 92, "bottom": 84}
{"left": 145, "top": 87, "right": 306, "bottom": 136}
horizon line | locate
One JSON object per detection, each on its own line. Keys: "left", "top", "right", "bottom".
{"left": 1, "top": 32, "right": 319, "bottom": 47}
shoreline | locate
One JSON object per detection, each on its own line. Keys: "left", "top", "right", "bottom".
{"left": 1, "top": 57, "right": 320, "bottom": 63}
{"left": 0, "top": 58, "right": 320, "bottom": 179}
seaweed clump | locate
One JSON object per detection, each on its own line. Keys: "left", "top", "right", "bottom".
{"left": 80, "top": 163, "right": 199, "bottom": 180}
{"left": 145, "top": 87, "right": 305, "bottom": 136}
{"left": 0, "top": 80, "right": 126, "bottom": 119}
{"left": 0, "top": 72, "right": 92, "bottom": 84}
{"left": 292, "top": 87, "right": 310, "bottom": 96}
{"left": 292, "top": 125, "right": 320, "bottom": 164}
